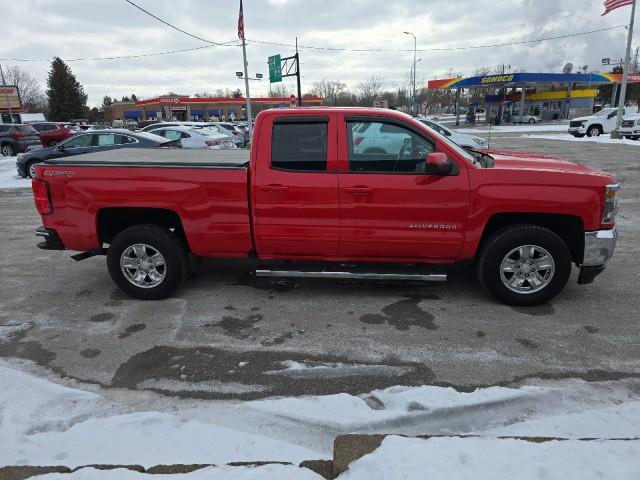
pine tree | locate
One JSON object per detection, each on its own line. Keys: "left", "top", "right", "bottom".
{"left": 131, "top": 94, "right": 138, "bottom": 102}
{"left": 102, "top": 95, "right": 113, "bottom": 108}
{"left": 46, "top": 57, "right": 87, "bottom": 121}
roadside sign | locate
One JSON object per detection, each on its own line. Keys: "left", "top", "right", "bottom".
{"left": 602, "top": 58, "right": 610, "bottom": 65}
{"left": 268, "top": 54, "right": 282, "bottom": 83}
{"left": 289, "top": 95, "right": 297, "bottom": 107}
{"left": 0, "top": 85, "right": 22, "bottom": 111}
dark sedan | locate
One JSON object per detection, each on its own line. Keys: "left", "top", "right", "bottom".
{"left": 16, "top": 129, "right": 176, "bottom": 178}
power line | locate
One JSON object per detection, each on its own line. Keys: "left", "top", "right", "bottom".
{"left": 0, "top": 44, "right": 221, "bottom": 62}
{"left": 124, "top": 0, "right": 239, "bottom": 47}
{"left": 247, "top": 25, "right": 626, "bottom": 52}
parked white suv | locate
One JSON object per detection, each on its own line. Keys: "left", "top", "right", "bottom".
{"left": 568, "top": 107, "right": 633, "bottom": 138}
{"left": 619, "top": 116, "right": 640, "bottom": 140}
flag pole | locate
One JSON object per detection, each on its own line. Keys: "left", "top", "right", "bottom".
{"left": 613, "top": 0, "right": 636, "bottom": 138}
{"left": 238, "top": 0, "right": 253, "bottom": 144}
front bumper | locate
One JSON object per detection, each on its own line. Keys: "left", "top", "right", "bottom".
{"left": 568, "top": 126, "right": 586, "bottom": 134}
{"left": 578, "top": 228, "right": 617, "bottom": 284}
{"left": 35, "top": 226, "right": 65, "bottom": 250}
{"left": 619, "top": 128, "right": 640, "bottom": 136}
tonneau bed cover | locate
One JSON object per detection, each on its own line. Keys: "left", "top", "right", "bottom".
{"left": 44, "top": 148, "right": 250, "bottom": 168}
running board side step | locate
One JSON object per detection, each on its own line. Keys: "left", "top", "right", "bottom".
{"left": 255, "top": 270, "right": 447, "bottom": 282}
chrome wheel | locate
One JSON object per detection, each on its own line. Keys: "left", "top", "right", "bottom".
{"left": 1, "top": 144, "right": 15, "bottom": 156}
{"left": 588, "top": 127, "right": 601, "bottom": 137}
{"left": 500, "top": 245, "right": 555, "bottom": 294}
{"left": 120, "top": 243, "right": 166, "bottom": 289}
{"left": 28, "top": 162, "right": 37, "bottom": 179}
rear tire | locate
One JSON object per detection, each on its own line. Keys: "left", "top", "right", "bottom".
{"left": 528, "top": 118, "right": 535, "bottom": 124}
{"left": 107, "top": 224, "right": 189, "bottom": 300}
{"left": 477, "top": 225, "right": 571, "bottom": 306}
{"left": 586, "top": 125, "right": 602, "bottom": 137}
{"left": 27, "top": 161, "right": 39, "bottom": 179}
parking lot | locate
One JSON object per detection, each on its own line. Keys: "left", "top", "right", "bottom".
{"left": 1, "top": 132, "right": 639, "bottom": 402}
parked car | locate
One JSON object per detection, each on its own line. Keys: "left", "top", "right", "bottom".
{"left": 112, "top": 119, "right": 125, "bottom": 128}
{"left": 619, "top": 115, "right": 640, "bottom": 140}
{"left": 140, "top": 121, "right": 222, "bottom": 133}
{"left": 136, "top": 120, "right": 162, "bottom": 130}
{"left": 31, "top": 122, "right": 80, "bottom": 147}
{"left": 568, "top": 107, "right": 634, "bottom": 137}
{"left": 147, "top": 125, "right": 236, "bottom": 149}
{"left": 0, "top": 123, "right": 43, "bottom": 156}
{"left": 418, "top": 119, "right": 488, "bottom": 150}
{"left": 32, "top": 107, "right": 618, "bottom": 306}
{"left": 211, "top": 122, "right": 247, "bottom": 147}
{"left": 16, "top": 130, "right": 174, "bottom": 178}
{"left": 510, "top": 113, "right": 541, "bottom": 124}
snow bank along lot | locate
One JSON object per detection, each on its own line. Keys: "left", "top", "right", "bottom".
{"left": 1, "top": 359, "right": 639, "bottom": 478}
{"left": 521, "top": 133, "right": 640, "bottom": 146}
{"left": 0, "top": 155, "right": 29, "bottom": 189}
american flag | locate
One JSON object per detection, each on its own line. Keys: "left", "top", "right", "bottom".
{"left": 238, "top": 0, "right": 245, "bottom": 39}
{"left": 602, "top": 0, "right": 634, "bottom": 15}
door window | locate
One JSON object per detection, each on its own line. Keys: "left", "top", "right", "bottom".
{"left": 347, "top": 121, "right": 434, "bottom": 173}
{"left": 163, "top": 130, "right": 183, "bottom": 141}
{"left": 96, "top": 134, "right": 117, "bottom": 146}
{"left": 63, "top": 135, "right": 91, "bottom": 148}
{"left": 271, "top": 121, "right": 327, "bottom": 171}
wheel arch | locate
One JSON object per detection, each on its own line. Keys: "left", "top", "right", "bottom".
{"left": 97, "top": 207, "right": 189, "bottom": 250}
{"left": 476, "top": 213, "right": 584, "bottom": 264}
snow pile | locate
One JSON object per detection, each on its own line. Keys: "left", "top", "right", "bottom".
{"left": 0, "top": 156, "right": 29, "bottom": 189}
{"left": 339, "top": 436, "right": 640, "bottom": 480}
{"left": 32, "top": 465, "right": 324, "bottom": 479}
{"left": 0, "top": 361, "right": 321, "bottom": 468}
{"left": 521, "top": 133, "right": 640, "bottom": 146}
{"left": 458, "top": 123, "right": 569, "bottom": 134}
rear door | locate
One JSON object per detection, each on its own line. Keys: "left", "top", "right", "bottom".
{"left": 338, "top": 115, "right": 469, "bottom": 261}
{"left": 252, "top": 114, "right": 339, "bottom": 258}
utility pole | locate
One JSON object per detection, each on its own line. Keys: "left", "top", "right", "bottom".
{"left": 238, "top": 0, "right": 253, "bottom": 142}
{"left": 0, "top": 64, "right": 14, "bottom": 121}
{"left": 296, "top": 37, "right": 302, "bottom": 107}
{"left": 612, "top": 0, "right": 636, "bottom": 138}
{"left": 404, "top": 31, "right": 416, "bottom": 115}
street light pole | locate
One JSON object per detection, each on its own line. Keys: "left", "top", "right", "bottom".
{"left": 404, "top": 31, "right": 416, "bottom": 115}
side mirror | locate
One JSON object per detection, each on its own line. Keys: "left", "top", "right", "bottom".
{"left": 425, "top": 152, "right": 453, "bottom": 175}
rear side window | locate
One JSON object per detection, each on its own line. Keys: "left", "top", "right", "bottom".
{"left": 118, "top": 135, "right": 137, "bottom": 144}
{"left": 271, "top": 121, "right": 327, "bottom": 171}
{"left": 15, "top": 125, "right": 38, "bottom": 134}
{"left": 64, "top": 135, "right": 92, "bottom": 148}
{"left": 97, "top": 134, "right": 116, "bottom": 146}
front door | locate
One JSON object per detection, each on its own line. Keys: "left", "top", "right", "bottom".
{"left": 253, "top": 114, "right": 339, "bottom": 258}
{"left": 338, "top": 117, "right": 469, "bottom": 261}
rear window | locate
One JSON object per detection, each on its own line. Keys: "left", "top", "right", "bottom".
{"left": 15, "top": 125, "right": 38, "bottom": 134}
{"left": 271, "top": 121, "right": 327, "bottom": 171}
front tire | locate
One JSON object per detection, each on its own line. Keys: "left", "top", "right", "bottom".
{"left": 477, "top": 225, "right": 571, "bottom": 306}
{"left": 1, "top": 143, "right": 16, "bottom": 156}
{"left": 528, "top": 118, "right": 536, "bottom": 124}
{"left": 107, "top": 224, "right": 189, "bottom": 300}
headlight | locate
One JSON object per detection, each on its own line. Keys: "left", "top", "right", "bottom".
{"left": 602, "top": 183, "right": 620, "bottom": 225}
{"left": 580, "top": 121, "right": 587, "bottom": 126}
{"left": 636, "top": 119, "right": 640, "bottom": 126}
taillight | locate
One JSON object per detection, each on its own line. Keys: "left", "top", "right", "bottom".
{"left": 32, "top": 178, "right": 52, "bottom": 215}
{"left": 354, "top": 136, "right": 365, "bottom": 146}
{"left": 205, "top": 140, "right": 220, "bottom": 146}
{"left": 11, "top": 131, "right": 26, "bottom": 138}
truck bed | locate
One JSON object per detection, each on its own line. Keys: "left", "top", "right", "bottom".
{"left": 45, "top": 148, "right": 250, "bottom": 168}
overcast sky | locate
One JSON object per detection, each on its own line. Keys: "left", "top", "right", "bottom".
{"left": 0, "top": 0, "right": 637, "bottom": 106}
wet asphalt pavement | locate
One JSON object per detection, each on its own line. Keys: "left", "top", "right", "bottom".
{"left": 1, "top": 132, "right": 639, "bottom": 399}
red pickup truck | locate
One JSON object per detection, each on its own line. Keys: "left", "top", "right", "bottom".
{"left": 31, "top": 107, "right": 619, "bottom": 306}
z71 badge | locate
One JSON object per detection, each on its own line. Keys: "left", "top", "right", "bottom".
{"left": 43, "top": 169, "right": 74, "bottom": 177}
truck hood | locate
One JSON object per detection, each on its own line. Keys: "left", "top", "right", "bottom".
{"left": 571, "top": 115, "right": 596, "bottom": 122}
{"left": 488, "top": 149, "right": 612, "bottom": 179}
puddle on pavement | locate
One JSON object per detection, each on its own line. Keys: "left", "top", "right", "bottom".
{"left": 359, "top": 294, "right": 439, "bottom": 331}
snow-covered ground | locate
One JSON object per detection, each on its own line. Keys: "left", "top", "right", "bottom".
{"left": 0, "top": 155, "right": 30, "bottom": 189}
{"left": 521, "top": 133, "right": 640, "bottom": 146}
{"left": 1, "top": 358, "right": 640, "bottom": 477}
{"left": 340, "top": 436, "right": 640, "bottom": 480}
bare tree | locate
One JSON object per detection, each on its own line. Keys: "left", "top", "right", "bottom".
{"left": 2, "top": 65, "right": 47, "bottom": 112}
{"left": 355, "top": 76, "right": 385, "bottom": 106}
{"left": 310, "top": 79, "right": 347, "bottom": 105}
{"left": 269, "top": 84, "right": 291, "bottom": 97}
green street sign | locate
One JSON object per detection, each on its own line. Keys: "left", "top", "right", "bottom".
{"left": 268, "top": 54, "right": 282, "bottom": 83}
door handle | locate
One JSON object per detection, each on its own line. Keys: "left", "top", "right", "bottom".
{"left": 258, "top": 184, "right": 289, "bottom": 192}
{"left": 344, "top": 186, "right": 372, "bottom": 195}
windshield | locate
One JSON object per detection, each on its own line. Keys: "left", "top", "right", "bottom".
{"left": 596, "top": 108, "right": 616, "bottom": 117}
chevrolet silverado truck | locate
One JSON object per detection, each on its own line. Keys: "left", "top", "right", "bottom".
{"left": 31, "top": 107, "right": 619, "bottom": 306}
